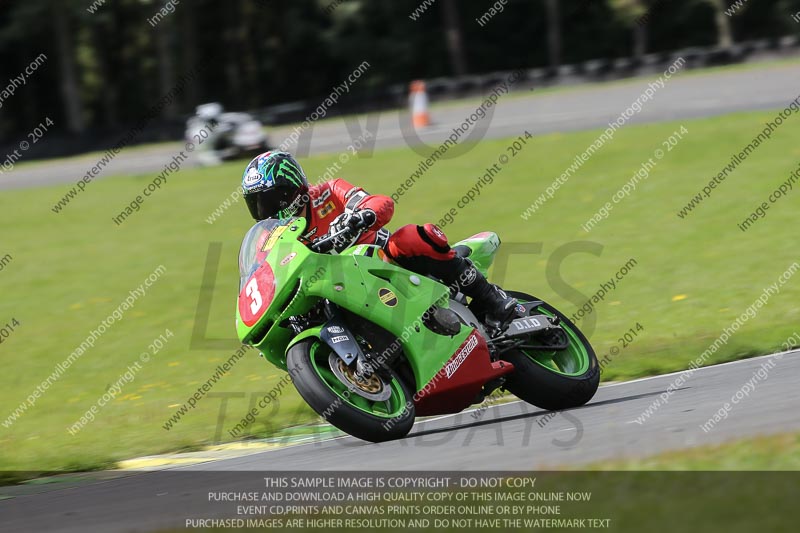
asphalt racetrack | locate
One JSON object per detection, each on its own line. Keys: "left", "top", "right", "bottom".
{"left": 3, "top": 59, "right": 800, "bottom": 533}
{"left": 3, "top": 60, "right": 800, "bottom": 191}
{"left": 1, "top": 352, "right": 798, "bottom": 532}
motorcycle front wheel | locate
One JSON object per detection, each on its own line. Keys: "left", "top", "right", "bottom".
{"left": 286, "top": 338, "right": 415, "bottom": 442}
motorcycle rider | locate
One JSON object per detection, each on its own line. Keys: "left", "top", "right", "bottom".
{"left": 241, "top": 151, "right": 518, "bottom": 327}
{"left": 192, "top": 103, "right": 234, "bottom": 165}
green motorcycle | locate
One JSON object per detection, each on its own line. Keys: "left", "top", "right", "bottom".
{"left": 236, "top": 217, "right": 599, "bottom": 442}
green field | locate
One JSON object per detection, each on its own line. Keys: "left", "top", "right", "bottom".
{"left": 583, "top": 432, "right": 800, "bottom": 470}
{"left": 1, "top": 108, "right": 799, "bottom": 475}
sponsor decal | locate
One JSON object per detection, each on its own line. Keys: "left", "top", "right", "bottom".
{"left": 311, "top": 188, "right": 332, "bottom": 207}
{"left": 430, "top": 225, "right": 445, "bottom": 239}
{"left": 317, "top": 201, "right": 336, "bottom": 218}
{"left": 299, "top": 226, "right": 319, "bottom": 246}
{"left": 327, "top": 326, "right": 345, "bottom": 334}
{"left": 512, "top": 317, "right": 542, "bottom": 331}
{"left": 515, "top": 304, "right": 526, "bottom": 315}
{"left": 244, "top": 167, "right": 262, "bottom": 187}
{"left": 279, "top": 252, "right": 297, "bottom": 266}
{"left": 459, "top": 266, "right": 478, "bottom": 286}
{"left": 330, "top": 335, "right": 348, "bottom": 343}
{"left": 261, "top": 226, "right": 288, "bottom": 253}
{"left": 445, "top": 334, "right": 479, "bottom": 378}
{"left": 378, "top": 288, "right": 398, "bottom": 307}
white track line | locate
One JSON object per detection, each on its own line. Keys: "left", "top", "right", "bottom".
{"left": 408, "top": 349, "right": 800, "bottom": 425}
{"left": 599, "top": 348, "right": 798, "bottom": 389}
{"left": 171, "top": 349, "right": 800, "bottom": 466}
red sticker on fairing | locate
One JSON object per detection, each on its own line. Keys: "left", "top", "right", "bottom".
{"left": 444, "top": 332, "right": 479, "bottom": 378}
{"left": 238, "top": 262, "right": 276, "bottom": 327}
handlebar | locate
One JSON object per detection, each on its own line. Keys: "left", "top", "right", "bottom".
{"left": 310, "top": 217, "right": 370, "bottom": 253}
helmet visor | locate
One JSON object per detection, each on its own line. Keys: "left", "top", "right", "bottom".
{"left": 245, "top": 187, "right": 305, "bottom": 220}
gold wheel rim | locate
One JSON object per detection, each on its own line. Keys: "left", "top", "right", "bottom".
{"left": 336, "top": 358, "right": 382, "bottom": 394}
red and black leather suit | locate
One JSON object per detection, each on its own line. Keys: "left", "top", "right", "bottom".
{"left": 300, "top": 179, "right": 516, "bottom": 322}
{"left": 300, "top": 178, "right": 457, "bottom": 273}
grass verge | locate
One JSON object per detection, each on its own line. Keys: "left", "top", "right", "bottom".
{"left": 1, "top": 107, "right": 798, "bottom": 473}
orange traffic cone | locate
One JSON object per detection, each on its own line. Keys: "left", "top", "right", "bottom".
{"left": 410, "top": 80, "right": 431, "bottom": 129}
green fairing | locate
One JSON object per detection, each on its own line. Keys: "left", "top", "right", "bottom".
{"left": 451, "top": 231, "right": 502, "bottom": 275}
{"left": 235, "top": 217, "right": 599, "bottom": 442}
{"left": 235, "top": 217, "right": 500, "bottom": 392}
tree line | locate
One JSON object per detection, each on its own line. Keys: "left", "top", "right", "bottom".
{"left": 0, "top": 0, "right": 797, "bottom": 146}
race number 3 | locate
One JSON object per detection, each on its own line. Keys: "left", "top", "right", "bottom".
{"left": 238, "top": 262, "right": 276, "bottom": 327}
{"left": 246, "top": 278, "right": 263, "bottom": 313}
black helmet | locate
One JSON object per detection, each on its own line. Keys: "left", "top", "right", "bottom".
{"left": 241, "top": 151, "right": 309, "bottom": 220}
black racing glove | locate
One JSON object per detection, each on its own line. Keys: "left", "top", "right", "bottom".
{"left": 331, "top": 209, "right": 376, "bottom": 233}
{"left": 353, "top": 208, "right": 377, "bottom": 229}
{"left": 327, "top": 209, "right": 377, "bottom": 252}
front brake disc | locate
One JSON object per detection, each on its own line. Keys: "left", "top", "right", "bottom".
{"left": 328, "top": 353, "right": 392, "bottom": 401}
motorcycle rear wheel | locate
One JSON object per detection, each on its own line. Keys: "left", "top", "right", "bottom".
{"left": 501, "top": 291, "right": 600, "bottom": 411}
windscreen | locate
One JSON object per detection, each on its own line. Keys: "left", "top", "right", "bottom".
{"left": 237, "top": 218, "right": 297, "bottom": 289}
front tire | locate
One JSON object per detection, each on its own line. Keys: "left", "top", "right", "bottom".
{"left": 502, "top": 292, "right": 600, "bottom": 411}
{"left": 286, "top": 338, "right": 415, "bottom": 442}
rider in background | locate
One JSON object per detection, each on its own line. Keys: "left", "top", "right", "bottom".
{"left": 241, "top": 151, "right": 518, "bottom": 327}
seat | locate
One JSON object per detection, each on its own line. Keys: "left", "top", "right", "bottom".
{"left": 452, "top": 245, "right": 472, "bottom": 259}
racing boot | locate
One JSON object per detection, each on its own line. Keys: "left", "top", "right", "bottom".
{"left": 454, "top": 258, "right": 518, "bottom": 330}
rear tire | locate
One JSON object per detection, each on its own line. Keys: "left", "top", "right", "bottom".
{"left": 502, "top": 292, "right": 599, "bottom": 411}
{"left": 286, "top": 338, "right": 415, "bottom": 442}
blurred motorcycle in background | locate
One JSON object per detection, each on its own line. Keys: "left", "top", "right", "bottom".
{"left": 186, "top": 102, "right": 271, "bottom": 166}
